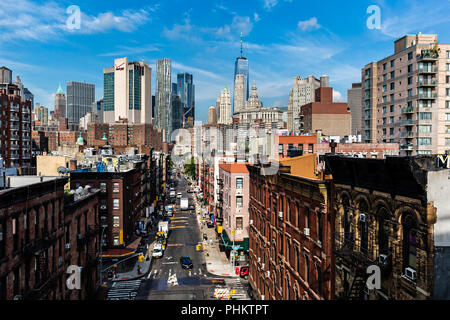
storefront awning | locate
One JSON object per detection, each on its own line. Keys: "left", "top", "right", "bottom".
{"left": 101, "top": 237, "right": 142, "bottom": 258}
{"left": 220, "top": 230, "right": 249, "bottom": 252}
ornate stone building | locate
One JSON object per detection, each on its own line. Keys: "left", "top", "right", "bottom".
{"left": 326, "top": 154, "right": 450, "bottom": 300}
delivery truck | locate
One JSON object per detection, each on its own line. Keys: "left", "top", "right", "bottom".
{"left": 180, "top": 198, "right": 189, "bottom": 211}
{"left": 158, "top": 221, "right": 169, "bottom": 238}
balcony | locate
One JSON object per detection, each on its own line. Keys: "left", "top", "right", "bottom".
{"left": 22, "top": 127, "right": 30, "bottom": 132}
{"left": 22, "top": 136, "right": 30, "bottom": 141}
{"left": 10, "top": 105, "right": 19, "bottom": 112}
{"left": 10, "top": 154, "right": 19, "bottom": 160}
{"left": 417, "top": 50, "right": 439, "bottom": 61}
{"left": 418, "top": 92, "right": 437, "bottom": 99}
{"left": 400, "top": 131, "right": 415, "bottom": 138}
{"left": 334, "top": 232, "right": 374, "bottom": 269}
{"left": 417, "top": 66, "right": 438, "bottom": 74}
{"left": 400, "top": 120, "right": 417, "bottom": 126}
{"left": 22, "top": 108, "right": 30, "bottom": 114}
{"left": 10, "top": 134, "right": 19, "bottom": 140}
{"left": 401, "top": 107, "right": 415, "bottom": 114}
{"left": 10, "top": 115, "right": 20, "bottom": 122}
{"left": 10, "top": 144, "right": 19, "bottom": 150}
{"left": 400, "top": 144, "right": 415, "bottom": 151}
{"left": 417, "top": 79, "right": 437, "bottom": 87}
{"left": 10, "top": 125, "right": 19, "bottom": 130}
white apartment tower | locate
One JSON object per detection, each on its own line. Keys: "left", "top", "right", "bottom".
{"left": 103, "top": 57, "right": 152, "bottom": 125}
{"left": 233, "top": 74, "right": 245, "bottom": 114}
{"left": 217, "top": 87, "right": 232, "bottom": 125}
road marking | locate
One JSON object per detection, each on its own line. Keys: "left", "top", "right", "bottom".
{"left": 162, "top": 262, "right": 178, "bottom": 265}
{"left": 188, "top": 270, "right": 191, "bottom": 276}
{"left": 198, "top": 268, "right": 202, "bottom": 275}
{"left": 167, "top": 243, "right": 183, "bottom": 247}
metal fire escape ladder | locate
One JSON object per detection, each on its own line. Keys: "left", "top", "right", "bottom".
{"left": 347, "top": 268, "right": 368, "bottom": 300}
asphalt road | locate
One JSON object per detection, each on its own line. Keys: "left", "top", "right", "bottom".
{"left": 136, "top": 173, "right": 230, "bottom": 300}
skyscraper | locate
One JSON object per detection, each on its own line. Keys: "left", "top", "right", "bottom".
{"left": 208, "top": 106, "right": 217, "bottom": 124}
{"left": 103, "top": 57, "right": 152, "bottom": 124}
{"left": 233, "top": 33, "right": 249, "bottom": 113}
{"left": 54, "top": 83, "right": 66, "bottom": 120}
{"left": 177, "top": 73, "right": 195, "bottom": 127}
{"left": 217, "top": 87, "right": 232, "bottom": 125}
{"left": 347, "top": 82, "right": 362, "bottom": 135}
{"left": 156, "top": 58, "right": 172, "bottom": 142}
{"left": 171, "top": 82, "right": 183, "bottom": 134}
{"left": 233, "top": 74, "right": 245, "bottom": 114}
{"left": 34, "top": 103, "right": 48, "bottom": 126}
{"left": 67, "top": 81, "right": 95, "bottom": 125}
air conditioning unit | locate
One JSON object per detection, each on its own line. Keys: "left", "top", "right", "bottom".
{"left": 261, "top": 295, "right": 265, "bottom": 300}
{"left": 266, "top": 271, "right": 270, "bottom": 278}
{"left": 77, "top": 233, "right": 82, "bottom": 240}
{"left": 360, "top": 213, "right": 366, "bottom": 222}
{"left": 378, "top": 254, "right": 388, "bottom": 264}
{"left": 100, "top": 205, "right": 107, "bottom": 210}
{"left": 278, "top": 211, "right": 283, "bottom": 218}
{"left": 404, "top": 267, "right": 417, "bottom": 281}
{"left": 304, "top": 228, "right": 310, "bottom": 236}
{"left": 249, "top": 220, "right": 253, "bottom": 225}
{"left": 257, "top": 257, "right": 261, "bottom": 263}
{"left": 261, "top": 263, "right": 265, "bottom": 270}
{"left": 65, "top": 243, "right": 71, "bottom": 249}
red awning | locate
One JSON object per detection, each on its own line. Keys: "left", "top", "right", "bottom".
{"left": 101, "top": 237, "right": 142, "bottom": 258}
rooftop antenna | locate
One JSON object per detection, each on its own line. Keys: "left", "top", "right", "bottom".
{"left": 240, "top": 32, "right": 243, "bottom": 58}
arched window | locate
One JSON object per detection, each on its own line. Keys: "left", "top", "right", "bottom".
{"left": 305, "top": 254, "right": 310, "bottom": 284}
{"left": 342, "top": 196, "right": 352, "bottom": 248}
{"left": 358, "top": 199, "right": 369, "bottom": 255}
{"left": 402, "top": 212, "right": 418, "bottom": 270}
{"left": 378, "top": 207, "right": 390, "bottom": 255}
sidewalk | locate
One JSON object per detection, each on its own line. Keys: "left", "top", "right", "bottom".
{"left": 111, "top": 217, "right": 160, "bottom": 282}
{"left": 194, "top": 198, "right": 239, "bottom": 278}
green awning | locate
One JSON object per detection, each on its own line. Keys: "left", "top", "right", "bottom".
{"left": 221, "top": 229, "right": 249, "bottom": 251}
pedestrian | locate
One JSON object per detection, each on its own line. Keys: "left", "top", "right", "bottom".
{"left": 137, "top": 265, "right": 142, "bottom": 275}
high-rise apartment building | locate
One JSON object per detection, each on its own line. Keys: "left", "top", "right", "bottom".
{"left": 103, "top": 57, "right": 152, "bottom": 125}
{"left": 0, "top": 67, "right": 32, "bottom": 168}
{"left": 288, "top": 75, "right": 324, "bottom": 133}
{"left": 67, "top": 81, "right": 95, "bottom": 125}
{"left": 177, "top": 73, "right": 195, "bottom": 127}
{"left": 234, "top": 34, "right": 249, "bottom": 113}
{"left": 156, "top": 58, "right": 172, "bottom": 142}
{"left": 91, "top": 98, "right": 104, "bottom": 124}
{"left": 347, "top": 82, "right": 363, "bottom": 135}
{"left": 34, "top": 103, "right": 48, "bottom": 126}
{"left": 361, "top": 33, "right": 450, "bottom": 155}
{"left": 23, "top": 88, "right": 34, "bottom": 110}
{"left": 217, "top": 87, "right": 232, "bottom": 125}
{"left": 233, "top": 74, "right": 245, "bottom": 114}
{"left": 54, "top": 83, "right": 66, "bottom": 120}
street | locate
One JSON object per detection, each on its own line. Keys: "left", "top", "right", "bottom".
{"left": 136, "top": 172, "right": 249, "bottom": 300}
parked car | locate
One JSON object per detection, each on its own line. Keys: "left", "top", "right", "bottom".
{"left": 180, "top": 256, "right": 193, "bottom": 269}
{"left": 207, "top": 221, "right": 214, "bottom": 228}
{"left": 239, "top": 266, "right": 249, "bottom": 279}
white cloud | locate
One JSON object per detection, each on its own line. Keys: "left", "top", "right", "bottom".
{"left": 98, "top": 45, "right": 160, "bottom": 57}
{"left": 333, "top": 90, "right": 345, "bottom": 102}
{"left": 297, "top": 17, "right": 321, "bottom": 31}
{"left": 0, "top": 1, "right": 156, "bottom": 42}
{"left": 254, "top": 13, "right": 260, "bottom": 22}
{"left": 231, "top": 16, "right": 253, "bottom": 36}
{"left": 263, "top": 0, "right": 278, "bottom": 11}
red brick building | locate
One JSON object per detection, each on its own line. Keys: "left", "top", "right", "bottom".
{"left": 247, "top": 155, "right": 334, "bottom": 300}
{"left": 0, "top": 177, "right": 101, "bottom": 300}
{"left": 277, "top": 134, "right": 317, "bottom": 158}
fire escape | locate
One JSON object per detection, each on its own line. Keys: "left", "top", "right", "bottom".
{"left": 216, "top": 178, "right": 224, "bottom": 220}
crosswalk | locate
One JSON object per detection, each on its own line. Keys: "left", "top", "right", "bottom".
{"left": 224, "top": 278, "right": 248, "bottom": 300}
{"left": 147, "top": 267, "right": 203, "bottom": 279}
{"left": 107, "top": 279, "right": 142, "bottom": 300}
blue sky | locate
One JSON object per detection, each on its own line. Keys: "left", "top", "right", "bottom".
{"left": 1, "top": 0, "right": 450, "bottom": 123}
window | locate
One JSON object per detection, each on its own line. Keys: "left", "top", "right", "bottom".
{"left": 390, "top": 82, "right": 395, "bottom": 90}
{"left": 446, "top": 138, "right": 450, "bottom": 146}
{"left": 383, "top": 85, "right": 387, "bottom": 92}
{"left": 408, "top": 64, "right": 413, "bottom": 72}
{"left": 446, "top": 126, "right": 450, "bottom": 134}
{"left": 383, "top": 96, "right": 387, "bottom": 103}
{"left": 113, "top": 216, "right": 120, "bottom": 228}
{"left": 402, "top": 213, "right": 417, "bottom": 271}
{"left": 305, "top": 255, "right": 310, "bottom": 284}
{"left": 446, "top": 113, "right": 450, "bottom": 121}
{"left": 296, "top": 204, "right": 301, "bottom": 228}
{"left": 383, "top": 63, "right": 387, "bottom": 70}
{"left": 383, "top": 117, "right": 387, "bottom": 125}
{"left": 447, "top": 63, "right": 450, "bottom": 71}
{"left": 236, "top": 217, "right": 243, "bottom": 230}
{"left": 390, "top": 105, "right": 394, "bottom": 112}
{"left": 383, "top": 74, "right": 387, "bottom": 81}
{"left": 317, "top": 211, "right": 323, "bottom": 243}
{"left": 390, "top": 60, "right": 395, "bottom": 67}
{"left": 408, "top": 89, "right": 413, "bottom": 97}
{"left": 447, "top": 101, "right": 450, "bottom": 109}
{"left": 447, "top": 50, "right": 450, "bottom": 59}
{"left": 390, "top": 71, "right": 395, "bottom": 79}
{"left": 419, "top": 112, "right": 432, "bottom": 120}
{"left": 0, "top": 222, "right": 4, "bottom": 259}
{"left": 100, "top": 183, "right": 106, "bottom": 192}
{"left": 236, "top": 196, "right": 243, "bottom": 208}
{"left": 382, "top": 106, "right": 386, "bottom": 114}
{"left": 418, "top": 125, "right": 431, "bottom": 133}
{"left": 236, "top": 178, "right": 243, "bottom": 189}
{"left": 447, "top": 88, "right": 450, "bottom": 97}
{"left": 408, "top": 76, "right": 413, "bottom": 85}
{"left": 113, "top": 183, "right": 119, "bottom": 193}
{"left": 278, "top": 144, "right": 283, "bottom": 155}
{"left": 390, "top": 94, "right": 395, "bottom": 102}
{"left": 113, "top": 199, "right": 119, "bottom": 209}
{"left": 417, "top": 137, "right": 431, "bottom": 145}
{"left": 390, "top": 116, "right": 394, "bottom": 124}
{"left": 305, "top": 207, "right": 310, "bottom": 229}
{"left": 113, "top": 234, "right": 120, "bottom": 246}
{"left": 12, "top": 218, "right": 18, "bottom": 252}
{"left": 308, "top": 144, "right": 314, "bottom": 153}
{"left": 390, "top": 128, "right": 394, "bottom": 135}
{"left": 446, "top": 76, "right": 450, "bottom": 84}
{"left": 408, "top": 52, "right": 413, "bottom": 60}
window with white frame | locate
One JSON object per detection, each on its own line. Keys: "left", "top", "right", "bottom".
{"left": 236, "top": 196, "right": 243, "bottom": 208}
{"left": 236, "top": 177, "right": 243, "bottom": 189}
{"left": 113, "top": 199, "right": 119, "bottom": 209}
{"left": 236, "top": 217, "right": 243, "bottom": 230}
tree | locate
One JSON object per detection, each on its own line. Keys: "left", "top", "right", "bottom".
{"left": 183, "top": 156, "right": 196, "bottom": 179}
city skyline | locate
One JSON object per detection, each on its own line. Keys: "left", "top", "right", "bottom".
{"left": 1, "top": 0, "right": 450, "bottom": 124}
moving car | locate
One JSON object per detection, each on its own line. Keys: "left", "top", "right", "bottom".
{"left": 180, "top": 256, "right": 193, "bottom": 269}
{"left": 152, "top": 244, "right": 163, "bottom": 258}
{"left": 177, "top": 192, "right": 182, "bottom": 199}
{"left": 239, "top": 266, "right": 249, "bottom": 279}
